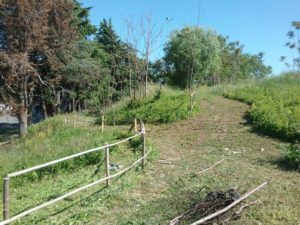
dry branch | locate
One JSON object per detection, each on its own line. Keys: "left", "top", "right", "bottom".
{"left": 221, "top": 200, "right": 259, "bottom": 224}
{"left": 235, "top": 200, "right": 259, "bottom": 215}
{"left": 196, "top": 159, "right": 225, "bottom": 175}
{"left": 158, "top": 158, "right": 180, "bottom": 164}
{"left": 190, "top": 181, "right": 270, "bottom": 225}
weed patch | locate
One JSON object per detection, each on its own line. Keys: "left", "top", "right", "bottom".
{"left": 104, "top": 90, "right": 200, "bottom": 125}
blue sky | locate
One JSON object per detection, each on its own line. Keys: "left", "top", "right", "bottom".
{"left": 81, "top": 0, "right": 300, "bottom": 75}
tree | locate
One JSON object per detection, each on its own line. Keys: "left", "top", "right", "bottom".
{"left": 219, "top": 37, "right": 271, "bottom": 82}
{"left": 149, "top": 59, "right": 168, "bottom": 83}
{"left": 164, "top": 26, "right": 221, "bottom": 88}
{"left": 73, "top": 0, "right": 96, "bottom": 39}
{"left": 0, "top": 0, "right": 77, "bottom": 136}
{"left": 240, "top": 53, "right": 271, "bottom": 79}
{"left": 96, "top": 18, "right": 130, "bottom": 106}
{"left": 281, "top": 21, "right": 300, "bottom": 71}
{"left": 62, "top": 40, "right": 110, "bottom": 111}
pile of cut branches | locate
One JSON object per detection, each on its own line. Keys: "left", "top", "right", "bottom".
{"left": 170, "top": 181, "right": 269, "bottom": 225}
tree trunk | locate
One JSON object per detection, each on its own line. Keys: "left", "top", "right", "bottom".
{"left": 145, "top": 61, "right": 148, "bottom": 98}
{"left": 28, "top": 91, "right": 33, "bottom": 125}
{"left": 72, "top": 97, "right": 75, "bottom": 112}
{"left": 56, "top": 91, "right": 61, "bottom": 114}
{"left": 129, "top": 67, "right": 132, "bottom": 100}
{"left": 18, "top": 76, "right": 29, "bottom": 136}
{"left": 133, "top": 72, "right": 136, "bottom": 101}
{"left": 18, "top": 107, "right": 28, "bottom": 137}
{"left": 41, "top": 95, "right": 48, "bottom": 119}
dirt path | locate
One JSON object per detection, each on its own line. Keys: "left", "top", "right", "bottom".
{"left": 112, "top": 94, "right": 299, "bottom": 225}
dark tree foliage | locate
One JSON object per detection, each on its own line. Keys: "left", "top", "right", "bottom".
{"left": 149, "top": 59, "right": 168, "bottom": 83}
{"left": 0, "top": 0, "right": 77, "bottom": 135}
{"left": 73, "top": 0, "right": 96, "bottom": 39}
{"left": 96, "top": 18, "right": 121, "bottom": 54}
{"left": 95, "top": 18, "right": 132, "bottom": 105}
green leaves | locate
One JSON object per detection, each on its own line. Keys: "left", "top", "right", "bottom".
{"left": 164, "top": 26, "right": 271, "bottom": 87}
{"left": 165, "top": 27, "right": 221, "bottom": 87}
{"left": 223, "top": 72, "right": 300, "bottom": 142}
{"left": 105, "top": 89, "right": 199, "bottom": 124}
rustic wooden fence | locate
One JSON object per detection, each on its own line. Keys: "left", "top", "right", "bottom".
{"left": 0, "top": 121, "right": 148, "bottom": 225}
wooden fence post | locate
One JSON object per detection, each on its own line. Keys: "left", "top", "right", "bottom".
{"left": 3, "top": 176, "right": 10, "bottom": 223}
{"left": 84, "top": 114, "right": 86, "bottom": 128}
{"left": 141, "top": 123, "right": 146, "bottom": 169}
{"left": 101, "top": 114, "right": 105, "bottom": 132}
{"left": 134, "top": 118, "right": 137, "bottom": 133}
{"left": 105, "top": 145, "right": 110, "bottom": 186}
{"left": 73, "top": 113, "right": 75, "bottom": 128}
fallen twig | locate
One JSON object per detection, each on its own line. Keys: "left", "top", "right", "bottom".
{"left": 235, "top": 200, "right": 259, "bottom": 215}
{"left": 196, "top": 159, "right": 225, "bottom": 175}
{"left": 190, "top": 180, "right": 271, "bottom": 225}
{"left": 159, "top": 158, "right": 180, "bottom": 162}
{"left": 220, "top": 200, "right": 259, "bottom": 224}
{"left": 170, "top": 203, "right": 202, "bottom": 225}
{"left": 0, "top": 141, "right": 10, "bottom": 147}
{"left": 158, "top": 158, "right": 180, "bottom": 164}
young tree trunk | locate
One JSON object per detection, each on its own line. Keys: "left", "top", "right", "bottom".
{"left": 129, "top": 67, "right": 132, "bottom": 100}
{"left": 18, "top": 76, "right": 29, "bottom": 136}
{"left": 18, "top": 107, "right": 28, "bottom": 137}
{"left": 28, "top": 91, "right": 34, "bottom": 125}
{"left": 78, "top": 100, "right": 81, "bottom": 112}
{"left": 56, "top": 91, "right": 61, "bottom": 114}
{"left": 145, "top": 59, "right": 148, "bottom": 98}
{"left": 41, "top": 95, "right": 48, "bottom": 119}
{"left": 72, "top": 97, "right": 75, "bottom": 112}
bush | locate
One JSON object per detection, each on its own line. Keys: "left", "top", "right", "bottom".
{"left": 283, "top": 144, "right": 300, "bottom": 170}
{"left": 105, "top": 90, "right": 199, "bottom": 125}
{"left": 223, "top": 73, "right": 300, "bottom": 142}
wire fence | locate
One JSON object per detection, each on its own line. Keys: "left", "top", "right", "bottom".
{"left": 0, "top": 120, "right": 148, "bottom": 225}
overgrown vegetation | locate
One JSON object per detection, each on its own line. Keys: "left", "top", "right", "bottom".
{"left": 0, "top": 114, "right": 158, "bottom": 224}
{"left": 164, "top": 26, "right": 271, "bottom": 88}
{"left": 104, "top": 88, "right": 199, "bottom": 125}
{"left": 222, "top": 72, "right": 300, "bottom": 168}
{"left": 282, "top": 144, "right": 300, "bottom": 170}
{"left": 0, "top": 115, "right": 130, "bottom": 184}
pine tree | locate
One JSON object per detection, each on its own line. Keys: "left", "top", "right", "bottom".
{"left": 73, "top": 0, "right": 96, "bottom": 39}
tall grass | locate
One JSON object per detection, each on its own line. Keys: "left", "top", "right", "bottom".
{"left": 221, "top": 72, "right": 300, "bottom": 168}
{"left": 104, "top": 86, "right": 200, "bottom": 125}
{"left": 223, "top": 73, "right": 300, "bottom": 141}
{"left": 0, "top": 115, "right": 128, "bottom": 184}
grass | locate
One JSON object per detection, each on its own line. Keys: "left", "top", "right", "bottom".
{"left": 0, "top": 115, "right": 130, "bottom": 184}
{"left": 216, "top": 73, "right": 300, "bottom": 169}
{"left": 221, "top": 73, "right": 300, "bottom": 142}
{"left": 104, "top": 86, "right": 200, "bottom": 125}
{"left": 0, "top": 114, "right": 158, "bottom": 224}
{"left": 0, "top": 86, "right": 299, "bottom": 224}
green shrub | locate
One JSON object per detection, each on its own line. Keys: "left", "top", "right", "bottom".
{"left": 104, "top": 90, "right": 199, "bottom": 125}
{"left": 283, "top": 144, "right": 300, "bottom": 170}
{"left": 223, "top": 72, "right": 300, "bottom": 142}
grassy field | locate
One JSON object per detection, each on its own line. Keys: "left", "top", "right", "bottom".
{"left": 0, "top": 114, "right": 157, "bottom": 224}
{"left": 0, "top": 86, "right": 299, "bottom": 224}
